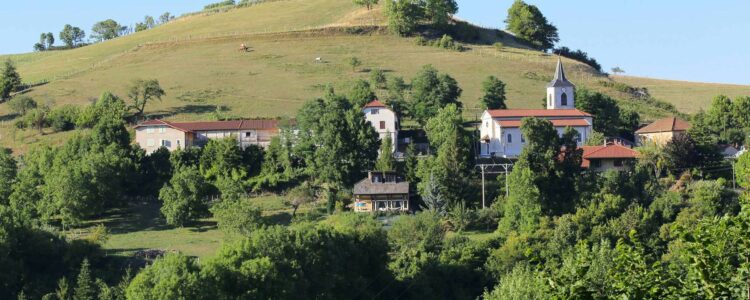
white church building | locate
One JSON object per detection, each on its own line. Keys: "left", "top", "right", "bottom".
{"left": 363, "top": 100, "right": 399, "bottom": 152}
{"left": 480, "top": 59, "right": 593, "bottom": 158}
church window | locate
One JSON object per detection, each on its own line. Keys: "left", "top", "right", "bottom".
{"left": 561, "top": 93, "right": 568, "bottom": 106}
{"left": 548, "top": 94, "right": 552, "bottom": 107}
{"left": 507, "top": 133, "right": 513, "bottom": 143}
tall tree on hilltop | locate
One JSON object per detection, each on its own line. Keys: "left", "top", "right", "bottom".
{"left": 91, "top": 19, "right": 126, "bottom": 42}
{"left": 384, "top": 0, "right": 423, "bottom": 35}
{"left": 424, "top": 0, "right": 458, "bottom": 28}
{"left": 505, "top": 0, "right": 559, "bottom": 51}
{"left": 480, "top": 75, "right": 507, "bottom": 110}
{"left": 127, "top": 79, "right": 165, "bottom": 121}
{"left": 60, "top": 25, "right": 86, "bottom": 48}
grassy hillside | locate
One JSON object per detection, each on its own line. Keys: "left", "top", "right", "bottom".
{"left": 1, "top": 0, "right": 748, "bottom": 152}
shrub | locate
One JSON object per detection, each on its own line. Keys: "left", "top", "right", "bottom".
{"left": 415, "top": 36, "right": 428, "bottom": 46}
{"left": 210, "top": 199, "right": 263, "bottom": 236}
{"left": 8, "top": 96, "right": 37, "bottom": 116}
{"left": 47, "top": 105, "right": 80, "bottom": 132}
{"left": 370, "top": 69, "right": 387, "bottom": 89}
{"left": 204, "top": 0, "right": 235, "bottom": 10}
{"left": 493, "top": 42, "right": 505, "bottom": 51}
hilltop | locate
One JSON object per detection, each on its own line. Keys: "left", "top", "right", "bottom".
{"left": 1, "top": 0, "right": 749, "bottom": 152}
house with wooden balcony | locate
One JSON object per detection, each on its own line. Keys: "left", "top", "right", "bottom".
{"left": 353, "top": 171, "right": 410, "bottom": 213}
{"left": 134, "top": 119, "right": 281, "bottom": 154}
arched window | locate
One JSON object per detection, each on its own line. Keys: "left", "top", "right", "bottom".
{"left": 507, "top": 133, "right": 513, "bottom": 143}
{"left": 561, "top": 93, "right": 568, "bottom": 106}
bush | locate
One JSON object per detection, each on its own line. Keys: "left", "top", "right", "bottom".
{"left": 8, "top": 96, "right": 37, "bottom": 116}
{"left": 204, "top": 0, "right": 235, "bottom": 10}
{"left": 555, "top": 46, "right": 602, "bottom": 72}
{"left": 159, "top": 166, "right": 211, "bottom": 227}
{"left": 210, "top": 199, "right": 263, "bottom": 236}
{"left": 493, "top": 42, "right": 505, "bottom": 51}
{"left": 370, "top": 69, "right": 387, "bottom": 89}
{"left": 47, "top": 105, "right": 80, "bottom": 132}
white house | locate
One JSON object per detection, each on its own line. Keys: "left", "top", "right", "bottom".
{"left": 363, "top": 100, "right": 398, "bottom": 152}
{"left": 479, "top": 59, "right": 594, "bottom": 158}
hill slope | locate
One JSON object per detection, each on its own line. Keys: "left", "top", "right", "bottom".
{"left": 1, "top": 0, "right": 749, "bottom": 152}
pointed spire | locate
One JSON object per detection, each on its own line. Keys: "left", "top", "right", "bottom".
{"left": 547, "top": 57, "right": 575, "bottom": 88}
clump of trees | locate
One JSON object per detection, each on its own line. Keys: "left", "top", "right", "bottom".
{"left": 555, "top": 46, "right": 602, "bottom": 72}
{"left": 505, "top": 0, "right": 559, "bottom": 51}
{"left": 91, "top": 19, "right": 128, "bottom": 42}
{"left": 384, "top": 0, "right": 458, "bottom": 35}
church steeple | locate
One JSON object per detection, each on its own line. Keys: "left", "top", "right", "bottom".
{"left": 546, "top": 58, "right": 576, "bottom": 110}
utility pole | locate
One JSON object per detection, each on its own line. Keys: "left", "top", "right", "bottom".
{"left": 476, "top": 162, "right": 514, "bottom": 209}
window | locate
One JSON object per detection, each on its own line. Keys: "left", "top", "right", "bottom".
{"left": 521, "top": 135, "right": 525, "bottom": 143}
{"left": 176, "top": 139, "right": 181, "bottom": 148}
{"left": 380, "top": 121, "right": 386, "bottom": 130}
{"left": 548, "top": 94, "right": 552, "bottom": 107}
{"left": 161, "top": 140, "right": 171, "bottom": 148}
{"left": 159, "top": 127, "right": 167, "bottom": 134}
{"left": 147, "top": 139, "right": 155, "bottom": 147}
{"left": 614, "top": 159, "right": 623, "bottom": 167}
{"left": 507, "top": 133, "right": 513, "bottom": 143}
{"left": 371, "top": 109, "right": 379, "bottom": 115}
{"left": 146, "top": 128, "right": 155, "bottom": 134}
{"left": 591, "top": 160, "right": 602, "bottom": 168}
{"left": 561, "top": 93, "right": 568, "bottom": 106}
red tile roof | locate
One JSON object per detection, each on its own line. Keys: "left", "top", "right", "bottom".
{"left": 364, "top": 100, "right": 387, "bottom": 108}
{"left": 580, "top": 144, "right": 639, "bottom": 168}
{"left": 635, "top": 117, "right": 691, "bottom": 134}
{"left": 487, "top": 109, "right": 592, "bottom": 118}
{"left": 496, "top": 119, "right": 590, "bottom": 128}
{"left": 136, "top": 119, "right": 280, "bottom": 132}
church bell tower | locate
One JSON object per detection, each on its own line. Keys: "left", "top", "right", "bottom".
{"left": 546, "top": 58, "right": 576, "bottom": 110}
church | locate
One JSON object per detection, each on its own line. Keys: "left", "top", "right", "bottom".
{"left": 479, "top": 59, "right": 593, "bottom": 158}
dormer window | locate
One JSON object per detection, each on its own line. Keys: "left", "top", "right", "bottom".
{"left": 561, "top": 93, "right": 568, "bottom": 106}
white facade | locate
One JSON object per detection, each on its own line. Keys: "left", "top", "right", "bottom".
{"left": 363, "top": 103, "right": 398, "bottom": 152}
{"left": 480, "top": 58, "right": 593, "bottom": 158}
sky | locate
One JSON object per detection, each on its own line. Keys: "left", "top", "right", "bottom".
{"left": 1, "top": 1, "right": 748, "bottom": 85}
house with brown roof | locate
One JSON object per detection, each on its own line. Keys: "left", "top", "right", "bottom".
{"left": 353, "top": 171, "right": 410, "bottom": 213}
{"left": 134, "top": 119, "right": 281, "bottom": 154}
{"left": 480, "top": 59, "right": 594, "bottom": 158}
{"left": 580, "top": 144, "right": 640, "bottom": 172}
{"left": 635, "top": 117, "right": 691, "bottom": 146}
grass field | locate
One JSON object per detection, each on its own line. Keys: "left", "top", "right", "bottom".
{"left": 1, "top": 0, "right": 749, "bottom": 153}
{"left": 76, "top": 194, "right": 321, "bottom": 259}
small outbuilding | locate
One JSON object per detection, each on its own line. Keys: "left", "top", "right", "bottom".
{"left": 581, "top": 144, "right": 640, "bottom": 172}
{"left": 635, "top": 117, "right": 691, "bottom": 146}
{"left": 353, "top": 171, "right": 410, "bottom": 213}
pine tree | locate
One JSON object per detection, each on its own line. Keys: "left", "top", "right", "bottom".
{"left": 421, "top": 173, "right": 447, "bottom": 216}
{"left": 375, "top": 134, "right": 396, "bottom": 171}
{"left": 73, "top": 259, "right": 96, "bottom": 300}
{"left": 56, "top": 276, "right": 71, "bottom": 300}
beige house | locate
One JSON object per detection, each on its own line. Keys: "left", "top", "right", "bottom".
{"left": 353, "top": 171, "right": 410, "bottom": 213}
{"left": 635, "top": 117, "right": 691, "bottom": 146}
{"left": 134, "top": 119, "right": 280, "bottom": 154}
{"left": 580, "top": 144, "right": 640, "bottom": 172}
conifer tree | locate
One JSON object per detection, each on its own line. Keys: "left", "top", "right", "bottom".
{"left": 73, "top": 259, "right": 95, "bottom": 300}
{"left": 375, "top": 134, "right": 396, "bottom": 171}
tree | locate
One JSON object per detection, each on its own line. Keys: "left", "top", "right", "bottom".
{"left": 424, "top": 0, "right": 458, "bottom": 27}
{"left": 353, "top": 0, "right": 378, "bottom": 10}
{"left": 505, "top": 0, "right": 559, "bottom": 51}
{"left": 736, "top": 152, "right": 750, "bottom": 190}
{"left": 285, "top": 182, "right": 316, "bottom": 217}
{"left": 346, "top": 79, "right": 376, "bottom": 108}
{"left": 480, "top": 75, "right": 507, "bottom": 109}
{"left": 59, "top": 25, "right": 85, "bottom": 48}
{"left": 348, "top": 56, "right": 362, "bottom": 72}
{"left": 45, "top": 32, "right": 55, "bottom": 49}
{"left": 0, "top": 59, "right": 22, "bottom": 101}
{"left": 384, "top": 0, "right": 423, "bottom": 35}
{"left": 73, "top": 259, "right": 95, "bottom": 300}
{"left": 135, "top": 16, "right": 156, "bottom": 32}
{"left": 575, "top": 88, "right": 621, "bottom": 136}
{"left": 24, "top": 107, "right": 50, "bottom": 134}
{"left": 421, "top": 173, "right": 447, "bottom": 215}
{"left": 159, "top": 166, "right": 211, "bottom": 226}
{"left": 127, "top": 79, "right": 165, "bottom": 121}
{"left": 409, "top": 65, "right": 462, "bottom": 125}
{"left": 499, "top": 165, "right": 541, "bottom": 234}
{"left": 91, "top": 19, "right": 126, "bottom": 42}
{"left": 375, "top": 134, "right": 396, "bottom": 171}
{"left": 0, "top": 148, "right": 16, "bottom": 204}
{"left": 8, "top": 96, "right": 37, "bottom": 116}
{"left": 38, "top": 33, "right": 48, "bottom": 51}
{"left": 611, "top": 67, "right": 625, "bottom": 75}
{"left": 126, "top": 254, "right": 204, "bottom": 300}
{"left": 210, "top": 199, "right": 263, "bottom": 236}
{"left": 664, "top": 134, "right": 700, "bottom": 172}
{"left": 159, "top": 12, "right": 174, "bottom": 24}
{"left": 370, "top": 68, "right": 387, "bottom": 89}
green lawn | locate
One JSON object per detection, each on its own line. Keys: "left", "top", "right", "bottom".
{"left": 77, "top": 194, "right": 319, "bottom": 260}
